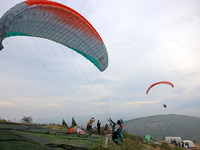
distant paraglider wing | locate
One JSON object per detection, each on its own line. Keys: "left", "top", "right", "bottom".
{"left": 146, "top": 81, "right": 174, "bottom": 95}
{"left": 0, "top": 0, "right": 108, "bottom": 71}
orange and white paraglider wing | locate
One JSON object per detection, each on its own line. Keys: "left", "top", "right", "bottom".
{"left": 146, "top": 81, "right": 174, "bottom": 95}
{"left": 0, "top": 0, "right": 108, "bottom": 72}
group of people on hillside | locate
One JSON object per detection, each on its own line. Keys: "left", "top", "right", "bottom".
{"left": 68, "top": 116, "right": 124, "bottom": 145}
{"left": 86, "top": 117, "right": 124, "bottom": 145}
{"left": 171, "top": 139, "right": 189, "bottom": 149}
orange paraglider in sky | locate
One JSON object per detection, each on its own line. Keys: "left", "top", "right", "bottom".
{"left": 146, "top": 81, "right": 174, "bottom": 95}
{"left": 146, "top": 81, "right": 174, "bottom": 108}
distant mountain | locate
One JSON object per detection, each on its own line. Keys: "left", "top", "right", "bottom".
{"left": 124, "top": 114, "right": 200, "bottom": 142}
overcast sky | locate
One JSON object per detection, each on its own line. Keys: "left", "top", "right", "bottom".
{"left": 0, "top": 0, "right": 200, "bottom": 126}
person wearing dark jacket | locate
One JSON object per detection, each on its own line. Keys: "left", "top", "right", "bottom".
{"left": 97, "top": 120, "right": 101, "bottom": 135}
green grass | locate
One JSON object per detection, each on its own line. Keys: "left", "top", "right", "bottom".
{"left": 0, "top": 130, "right": 46, "bottom": 150}
{"left": 0, "top": 122, "right": 98, "bottom": 150}
{"left": 0, "top": 121, "right": 192, "bottom": 150}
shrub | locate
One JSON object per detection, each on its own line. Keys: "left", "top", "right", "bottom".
{"left": 20, "top": 116, "right": 33, "bottom": 123}
{"left": 160, "top": 142, "right": 173, "bottom": 150}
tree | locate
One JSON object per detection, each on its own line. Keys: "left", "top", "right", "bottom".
{"left": 71, "top": 117, "right": 77, "bottom": 127}
{"left": 62, "top": 119, "right": 68, "bottom": 128}
{"left": 20, "top": 116, "right": 33, "bottom": 123}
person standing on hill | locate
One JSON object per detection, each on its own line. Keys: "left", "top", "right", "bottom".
{"left": 97, "top": 120, "right": 101, "bottom": 135}
{"left": 87, "top": 117, "right": 95, "bottom": 136}
{"left": 105, "top": 118, "right": 124, "bottom": 145}
{"left": 104, "top": 124, "right": 109, "bottom": 135}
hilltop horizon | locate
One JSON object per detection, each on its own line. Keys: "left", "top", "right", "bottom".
{"left": 124, "top": 114, "right": 200, "bottom": 142}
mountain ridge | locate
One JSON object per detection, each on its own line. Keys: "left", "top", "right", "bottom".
{"left": 124, "top": 114, "right": 200, "bottom": 142}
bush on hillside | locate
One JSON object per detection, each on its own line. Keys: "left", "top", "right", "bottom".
{"left": 20, "top": 116, "right": 33, "bottom": 123}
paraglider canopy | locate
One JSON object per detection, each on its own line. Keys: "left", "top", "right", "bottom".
{"left": 0, "top": 0, "right": 111, "bottom": 120}
{"left": 146, "top": 81, "right": 174, "bottom": 95}
{"left": 0, "top": 0, "right": 108, "bottom": 72}
{"left": 146, "top": 81, "right": 174, "bottom": 108}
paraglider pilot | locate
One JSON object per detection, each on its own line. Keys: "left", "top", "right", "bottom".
{"left": 105, "top": 118, "right": 123, "bottom": 145}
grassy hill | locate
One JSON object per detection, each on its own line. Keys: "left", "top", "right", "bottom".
{"left": 0, "top": 120, "right": 154, "bottom": 150}
{"left": 0, "top": 121, "right": 97, "bottom": 150}
{"left": 124, "top": 114, "right": 200, "bottom": 142}
{"left": 0, "top": 118, "right": 199, "bottom": 150}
